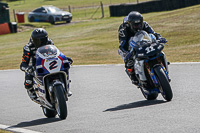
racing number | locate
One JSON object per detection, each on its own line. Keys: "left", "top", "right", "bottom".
{"left": 49, "top": 60, "right": 58, "bottom": 70}
{"left": 145, "top": 46, "right": 155, "bottom": 54}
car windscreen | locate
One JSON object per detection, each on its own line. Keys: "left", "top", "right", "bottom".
{"left": 47, "top": 7, "right": 62, "bottom": 13}
{"left": 33, "top": 7, "right": 45, "bottom": 13}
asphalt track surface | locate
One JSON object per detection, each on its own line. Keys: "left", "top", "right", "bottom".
{"left": 1, "top": 63, "right": 200, "bottom": 133}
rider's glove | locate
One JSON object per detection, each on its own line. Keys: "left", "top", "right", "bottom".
{"left": 159, "top": 37, "right": 167, "bottom": 43}
{"left": 67, "top": 57, "right": 73, "bottom": 65}
{"left": 25, "top": 66, "right": 34, "bottom": 74}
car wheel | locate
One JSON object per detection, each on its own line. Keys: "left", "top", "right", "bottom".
{"left": 29, "top": 16, "right": 34, "bottom": 22}
{"left": 49, "top": 16, "right": 55, "bottom": 24}
{"left": 66, "top": 20, "right": 71, "bottom": 23}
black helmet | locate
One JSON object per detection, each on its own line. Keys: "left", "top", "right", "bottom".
{"left": 127, "top": 11, "right": 144, "bottom": 32}
{"left": 31, "top": 28, "right": 48, "bottom": 48}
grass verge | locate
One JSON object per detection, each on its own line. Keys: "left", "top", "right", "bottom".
{"left": 0, "top": 5, "right": 200, "bottom": 69}
{"left": 0, "top": 129, "right": 12, "bottom": 133}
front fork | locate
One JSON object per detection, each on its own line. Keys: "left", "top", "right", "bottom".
{"left": 51, "top": 80, "right": 68, "bottom": 101}
{"left": 145, "top": 56, "right": 170, "bottom": 87}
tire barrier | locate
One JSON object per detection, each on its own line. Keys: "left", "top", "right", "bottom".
{"left": 0, "top": 23, "right": 10, "bottom": 35}
{"left": 109, "top": 0, "right": 200, "bottom": 17}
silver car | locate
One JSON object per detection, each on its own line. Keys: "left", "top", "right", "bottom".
{"left": 28, "top": 6, "right": 72, "bottom": 24}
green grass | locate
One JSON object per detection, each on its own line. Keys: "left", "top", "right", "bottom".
{"left": 5, "top": 0, "right": 149, "bottom": 10}
{"left": 145, "top": 5, "right": 200, "bottom": 62}
{"left": 0, "top": 129, "right": 12, "bottom": 133}
{"left": 0, "top": 3, "right": 200, "bottom": 69}
{"left": 6, "top": 0, "right": 150, "bottom": 22}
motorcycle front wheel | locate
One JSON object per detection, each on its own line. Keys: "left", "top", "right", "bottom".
{"left": 140, "top": 87, "right": 158, "bottom": 100}
{"left": 42, "top": 107, "right": 57, "bottom": 118}
{"left": 54, "top": 84, "right": 67, "bottom": 119}
{"left": 154, "top": 65, "right": 173, "bottom": 101}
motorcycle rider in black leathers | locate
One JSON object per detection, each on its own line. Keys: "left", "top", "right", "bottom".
{"left": 20, "top": 28, "right": 73, "bottom": 99}
{"left": 118, "top": 11, "right": 168, "bottom": 87}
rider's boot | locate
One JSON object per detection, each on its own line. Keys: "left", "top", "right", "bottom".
{"left": 141, "top": 82, "right": 150, "bottom": 91}
{"left": 130, "top": 73, "right": 139, "bottom": 86}
{"left": 128, "top": 69, "right": 139, "bottom": 86}
{"left": 68, "top": 90, "right": 72, "bottom": 97}
{"left": 25, "top": 78, "right": 37, "bottom": 100}
{"left": 126, "top": 68, "right": 139, "bottom": 86}
{"left": 27, "top": 87, "right": 37, "bottom": 100}
{"left": 68, "top": 80, "right": 72, "bottom": 97}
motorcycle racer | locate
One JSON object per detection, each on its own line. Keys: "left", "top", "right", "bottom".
{"left": 118, "top": 11, "right": 168, "bottom": 86}
{"left": 20, "top": 28, "right": 73, "bottom": 99}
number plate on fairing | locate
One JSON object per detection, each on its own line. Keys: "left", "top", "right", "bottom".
{"left": 135, "top": 43, "right": 164, "bottom": 59}
{"left": 44, "top": 58, "right": 62, "bottom": 73}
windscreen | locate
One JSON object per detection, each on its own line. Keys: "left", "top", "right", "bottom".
{"left": 37, "top": 45, "right": 58, "bottom": 58}
{"left": 129, "top": 30, "right": 154, "bottom": 49}
{"left": 47, "top": 7, "right": 62, "bottom": 13}
{"left": 133, "top": 30, "right": 152, "bottom": 43}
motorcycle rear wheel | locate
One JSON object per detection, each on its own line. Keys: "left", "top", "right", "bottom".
{"left": 154, "top": 65, "right": 173, "bottom": 101}
{"left": 42, "top": 107, "right": 57, "bottom": 118}
{"left": 54, "top": 84, "right": 67, "bottom": 119}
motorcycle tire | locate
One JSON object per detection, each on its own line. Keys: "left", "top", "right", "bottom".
{"left": 140, "top": 87, "right": 158, "bottom": 100}
{"left": 54, "top": 84, "right": 67, "bottom": 119}
{"left": 154, "top": 65, "right": 173, "bottom": 101}
{"left": 42, "top": 107, "right": 57, "bottom": 118}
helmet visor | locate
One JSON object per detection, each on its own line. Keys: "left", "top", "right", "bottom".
{"left": 32, "top": 37, "right": 48, "bottom": 48}
{"left": 129, "top": 22, "right": 142, "bottom": 31}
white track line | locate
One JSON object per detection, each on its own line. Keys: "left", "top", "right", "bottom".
{"left": 0, "top": 124, "right": 42, "bottom": 133}
{"left": 171, "top": 62, "right": 200, "bottom": 64}
{"left": 1, "top": 62, "right": 200, "bottom": 71}
{"left": 71, "top": 62, "right": 200, "bottom": 67}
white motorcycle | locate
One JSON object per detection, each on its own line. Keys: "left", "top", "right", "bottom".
{"left": 29, "top": 45, "right": 72, "bottom": 119}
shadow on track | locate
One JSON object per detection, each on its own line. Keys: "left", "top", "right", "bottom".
{"left": 103, "top": 100, "right": 167, "bottom": 112}
{"left": 8, "top": 117, "right": 61, "bottom": 128}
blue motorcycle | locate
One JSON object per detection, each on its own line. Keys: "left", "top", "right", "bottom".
{"left": 127, "top": 30, "right": 172, "bottom": 101}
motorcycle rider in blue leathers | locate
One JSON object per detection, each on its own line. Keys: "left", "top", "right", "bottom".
{"left": 118, "top": 11, "right": 168, "bottom": 87}
{"left": 20, "top": 28, "right": 73, "bottom": 99}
